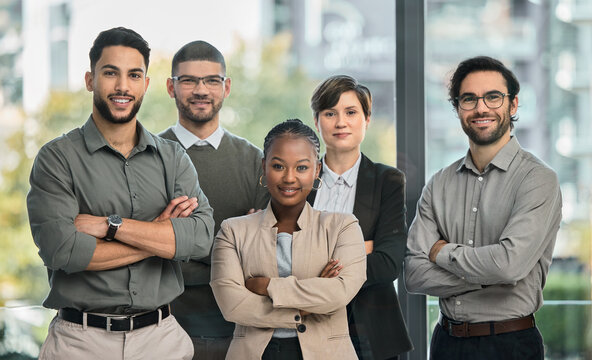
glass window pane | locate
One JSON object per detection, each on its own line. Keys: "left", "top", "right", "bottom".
{"left": 425, "top": 0, "right": 591, "bottom": 358}
{"left": 1, "top": 0, "right": 398, "bottom": 357}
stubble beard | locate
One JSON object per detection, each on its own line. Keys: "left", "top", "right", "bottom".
{"left": 462, "top": 108, "right": 511, "bottom": 146}
{"left": 175, "top": 94, "right": 223, "bottom": 124}
{"left": 94, "top": 92, "right": 143, "bottom": 124}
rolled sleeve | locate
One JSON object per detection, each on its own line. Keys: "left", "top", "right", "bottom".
{"left": 170, "top": 152, "right": 214, "bottom": 261}
{"left": 27, "top": 143, "right": 96, "bottom": 273}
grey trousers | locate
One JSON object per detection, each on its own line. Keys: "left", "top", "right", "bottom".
{"left": 39, "top": 314, "right": 194, "bottom": 360}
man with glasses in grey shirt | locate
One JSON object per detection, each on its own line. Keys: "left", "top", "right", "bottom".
{"left": 405, "top": 56, "right": 561, "bottom": 360}
{"left": 27, "top": 27, "right": 214, "bottom": 359}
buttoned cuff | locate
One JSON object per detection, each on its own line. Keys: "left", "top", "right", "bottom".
{"left": 435, "top": 243, "right": 460, "bottom": 273}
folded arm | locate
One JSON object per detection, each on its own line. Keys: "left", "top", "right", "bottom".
{"left": 435, "top": 167, "right": 562, "bottom": 285}
{"left": 27, "top": 145, "right": 97, "bottom": 274}
{"left": 404, "top": 178, "right": 482, "bottom": 298}
{"left": 210, "top": 222, "right": 302, "bottom": 329}
{"left": 266, "top": 215, "right": 367, "bottom": 314}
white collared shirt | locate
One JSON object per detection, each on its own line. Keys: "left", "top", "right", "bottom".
{"left": 172, "top": 122, "right": 224, "bottom": 149}
{"left": 313, "top": 153, "right": 362, "bottom": 214}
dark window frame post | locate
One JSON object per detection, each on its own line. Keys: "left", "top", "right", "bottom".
{"left": 396, "top": 0, "right": 427, "bottom": 359}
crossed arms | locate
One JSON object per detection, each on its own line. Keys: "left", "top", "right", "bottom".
{"left": 210, "top": 214, "right": 366, "bottom": 328}
{"left": 27, "top": 143, "right": 214, "bottom": 274}
{"left": 404, "top": 166, "right": 562, "bottom": 298}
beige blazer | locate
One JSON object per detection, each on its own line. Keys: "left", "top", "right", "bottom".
{"left": 211, "top": 202, "right": 366, "bottom": 359}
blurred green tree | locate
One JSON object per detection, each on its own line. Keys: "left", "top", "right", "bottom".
{"left": 1, "top": 33, "right": 398, "bottom": 307}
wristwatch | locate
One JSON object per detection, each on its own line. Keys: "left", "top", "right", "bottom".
{"left": 105, "top": 214, "right": 123, "bottom": 241}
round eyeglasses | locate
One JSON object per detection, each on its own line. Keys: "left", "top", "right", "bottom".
{"left": 456, "top": 91, "right": 510, "bottom": 111}
{"left": 171, "top": 75, "right": 226, "bottom": 90}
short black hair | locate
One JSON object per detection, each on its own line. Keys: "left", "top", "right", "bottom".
{"left": 171, "top": 40, "right": 226, "bottom": 76}
{"left": 449, "top": 56, "right": 520, "bottom": 123}
{"left": 311, "top": 75, "right": 371, "bottom": 121}
{"left": 263, "top": 119, "right": 320, "bottom": 160}
{"left": 89, "top": 27, "right": 150, "bottom": 71}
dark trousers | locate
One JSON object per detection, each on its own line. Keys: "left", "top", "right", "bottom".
{"left": 190, "top": 335, "right": 232, "bottom": 360}
{"left": 430, "top": 323, "right": 544, "bottom": 360}
{"left": 262, "top": 337, "right": 303, "bottom": 360}
{"left": 351, "top": 333, "right": 399, "bottom": 360}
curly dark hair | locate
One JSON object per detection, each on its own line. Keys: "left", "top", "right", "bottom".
{"left": 449, "top": 56, "right": 520, "bottom": 125}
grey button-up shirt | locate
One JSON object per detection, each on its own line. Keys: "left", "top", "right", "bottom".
{"left": 27, "top": 116, "right": 214, "bottom": 314}
{"left": 405, "top": 137, "right": 562, "bottom": 322}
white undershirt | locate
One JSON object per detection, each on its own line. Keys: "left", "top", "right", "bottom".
{"left": 172, "top": 122, "right": 224, "bottom": 149}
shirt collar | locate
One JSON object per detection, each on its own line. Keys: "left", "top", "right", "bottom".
{"left": 457, "top": 136, "right": 520, "bottom": 173}
{"left": 173, "top": 122, "right": 224, "bottom": 149}
{"left": 321, "top": 153, "right": 362, "bottom": 188}
{"left": 82, "top": 115, "right": 156, "bottom": 154}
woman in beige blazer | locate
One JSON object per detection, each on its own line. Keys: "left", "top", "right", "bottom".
{"left": 211, "top": 119, "right": 367, "bottom": 360}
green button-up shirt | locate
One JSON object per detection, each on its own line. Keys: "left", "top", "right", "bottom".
{"left": 27, "top": 116, "right": 214, "bottom": 314}
{"left": 405, "top": 137, "right": 562, "bottom": 322}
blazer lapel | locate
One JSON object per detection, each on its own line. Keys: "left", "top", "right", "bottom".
{"left": 353, "top": 154, "right": 375, "bottom": 239}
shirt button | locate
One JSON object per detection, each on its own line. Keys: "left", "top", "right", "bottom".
{"left": 132, "top": 290, "right": 138, "bottom": 295}
{"left": 297, "top": 324, "right": 307, "bottom": 333}
{"left": 125, "top": 162, "right": 129, "bottom": 166}
{"left": 478, "top": 176, "right": 483, "bottom": 181}
{"left": 472, "top": 207, "right": 477, "bottom": 212}
{"left": 456, "top": 301, "right": 461, "bottom": 306}
{"left": 468, "top": 239, "right": 474, "bottom": 245}
{"left": 294, "top": 315, "right": 301, "bottom": 322}
{"left": 461, "top": 276, "right": 465, "bottom": 280}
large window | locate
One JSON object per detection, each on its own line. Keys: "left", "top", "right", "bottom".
{"left": 0, "top": 1, "right": 398, "bottom": 358}
{"left": 1, "top": 1, "right": 590, "bottom": 359}
{"left": 424, "top": 0, "right": 592, "bottom": 358}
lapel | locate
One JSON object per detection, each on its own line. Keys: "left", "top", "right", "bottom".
{"left": 306, "top": 154, "right": 375, "bottom": 239}
{"left": 256, "top": 202, "right": 315, "bottom": 278}
{"left": 292, "top": 203, "right": 313, "bottom": 278}
{"left": 353, "top": 154, "right": 375, "bottom": 239}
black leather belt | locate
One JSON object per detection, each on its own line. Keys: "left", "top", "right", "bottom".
{"left": 58, "top": 304, "right": 170, "bottom": 332}
{"left": 440, "top": 313, "right": 535, "bottom": 338}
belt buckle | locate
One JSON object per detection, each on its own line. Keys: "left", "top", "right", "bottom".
{"left": 105, "top": 315, "right": 133, "bottom": 332}
{"left": 446, "top": 317, "right": 464, "bottom": 336}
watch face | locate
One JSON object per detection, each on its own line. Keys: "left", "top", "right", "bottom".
{"left": 108, "top": 214, "right": 123, "bottom": 226}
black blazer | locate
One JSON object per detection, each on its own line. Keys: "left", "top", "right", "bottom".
{"left": 307, "top": 154, "right": 413, "bottom": 359}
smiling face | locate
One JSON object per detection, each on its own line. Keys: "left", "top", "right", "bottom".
{"left": 167, "top": 60, "right": 230, "bottom": 126}
{"left": 457, "top": 71, "right": 518, "bottom": 147}
{"left": 263, "top": 135, "right": 321, "bottom": 213}
{"left": 85, "top": 45, "right": 149, "bottom": 124}
{"left": 315, "top": 90, "right": 369, "bottom": 154}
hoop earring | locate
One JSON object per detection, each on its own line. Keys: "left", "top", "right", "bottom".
{"left": 259, "top": 175, "right": 267, "bottom": 188}
{"left": 312, "top": 177, "right": 323, "bottom": 191}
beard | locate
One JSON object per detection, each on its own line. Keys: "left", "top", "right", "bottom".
{"left": 94, "top": 92, "right": 143, "bottom": 124}
{"left": 461, "top": 108, "right": 511, "bottom": 146}
{"left": 174, "top": 93, "right": 223, "bottom": 124}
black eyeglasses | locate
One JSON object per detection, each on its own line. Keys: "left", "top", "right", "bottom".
{"left": 171, "top": 75, "right": 226, "bottom": 90}
{"left": 456, "top": 91, "right": 510, "bottom": 110}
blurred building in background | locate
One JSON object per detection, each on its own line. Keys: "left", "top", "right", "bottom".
{"left": 0, "top": 0, "right": 590, "bottom": 359}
